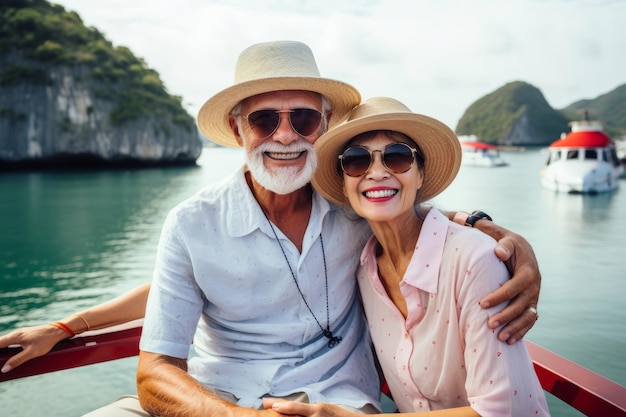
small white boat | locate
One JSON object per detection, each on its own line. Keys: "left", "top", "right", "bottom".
{"left": 540, "top": 120, "right": 623, "bottom": 194}
{"left": 459, "top": 138, "right": 508, "bottom": 167}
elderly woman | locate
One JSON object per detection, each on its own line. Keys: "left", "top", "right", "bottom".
{"left": 269, "top": 97, "right": 550, "bottom": 416}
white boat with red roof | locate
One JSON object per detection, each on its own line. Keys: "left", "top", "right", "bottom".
{"left": 540, "top": 119, "right": 623, "bottom": 194}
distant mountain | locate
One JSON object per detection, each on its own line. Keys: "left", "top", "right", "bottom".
{"left": 561, "top": 84, "right": 626, "bottom": 138}
{"left": 455, "top": 81, "right": 570, "bottom": 146}
{"left": 0, "top": 0, "right": 202, "bottom": 169}
{"left": 455, "top": 81, "right": 626, "bottom": 146}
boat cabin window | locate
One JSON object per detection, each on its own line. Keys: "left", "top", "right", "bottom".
{"left": 609, "top": 148, "right": 620, "bottom": 167}
{"left": 584, "top": 149, "right": 597, "bottom": 160}
{"left": 567, "top": 150, "right": 579, "bottom": 160}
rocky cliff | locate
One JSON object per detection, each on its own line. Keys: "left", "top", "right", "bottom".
{"left": 0, "top": 0, "right": 202, "bottom": 170}
{"left": 0, "top": 54, "right": 202, "bottom": 169}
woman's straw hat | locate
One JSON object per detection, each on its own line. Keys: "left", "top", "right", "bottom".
{"left": 196, "top": 40, "right": 361, "bottom": 147}
{"left": 312, "top": 97, "right": 462, "bottom": 207}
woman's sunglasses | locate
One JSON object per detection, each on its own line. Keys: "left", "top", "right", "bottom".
{"left": 243, "top": 108, "right": 323, "bottom": 139}
{"left": 339, "top": 142, "right": 419, "bottom": 177}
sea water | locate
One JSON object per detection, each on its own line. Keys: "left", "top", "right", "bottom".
{"left": 1, "top": 147, "right": 624, "bottom": 416}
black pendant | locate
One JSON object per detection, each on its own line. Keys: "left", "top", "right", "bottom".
{"left": 323, "top": 329, "right": 342, "bottom": 348}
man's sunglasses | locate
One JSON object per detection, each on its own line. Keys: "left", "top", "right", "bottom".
{"left": 338, "top": 143, "right": 419, "bottom": 177}
{"left": 243, "top": 108, "right": 323, "bottom": 139}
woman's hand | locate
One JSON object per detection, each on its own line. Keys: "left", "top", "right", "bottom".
{"left": 0, "top": 324, "right": 70, "bottom": 373}
{"left": 263, "top": 398, "right": 359, "bottom": 417}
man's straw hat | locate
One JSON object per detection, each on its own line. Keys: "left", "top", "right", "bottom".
{"left": 312, "top": 97, "right": 462, "bottom": 207}
{"left": 197, "top": 40, "right": 361, "bottom": 147}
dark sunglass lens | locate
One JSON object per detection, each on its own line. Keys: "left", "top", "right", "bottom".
{"left": 247, "top": 110, "right": 280, "bottom": 138}
{"left": 341, "top": 147, "right": 371, "bottom": 177}
{"left": 290, "top": 109, "right": 322, "bottom": 136}
{"left": 384, "top": 144, "right": 414, "bottom": 173}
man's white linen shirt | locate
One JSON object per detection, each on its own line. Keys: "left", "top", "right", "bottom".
{"left": 140, "top": 167, "right": 380, "bottom": 410}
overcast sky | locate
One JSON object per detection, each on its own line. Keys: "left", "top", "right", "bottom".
{"left": 53, "top": 0, "right": 625, "bottom": 129}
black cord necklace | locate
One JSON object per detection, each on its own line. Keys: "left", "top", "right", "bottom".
{"left": 263, "top": 214, "right": 342, "bottom": 348}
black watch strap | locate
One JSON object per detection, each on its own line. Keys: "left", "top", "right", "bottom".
{"left": 466, "top": 210, "right": 493, "bottom": 227}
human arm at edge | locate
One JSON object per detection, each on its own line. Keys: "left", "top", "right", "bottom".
{"left": 0, "top": 282, "right": 150, "bottom": 373}
{"left": 68, "top": 281, "right": 150, "bottom": 331}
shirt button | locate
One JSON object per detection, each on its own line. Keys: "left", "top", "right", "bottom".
{"left": 404, "top": 333, "right": 409, "bottom": 339}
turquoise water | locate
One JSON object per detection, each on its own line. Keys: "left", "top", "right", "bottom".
{"left": 1, "top": 147, "right": 624, "bottom": 416}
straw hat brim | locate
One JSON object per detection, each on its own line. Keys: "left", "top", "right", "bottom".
{"left": 196, "top": 77, "right": 361, "bottom": 148}
{"left": 312, "top": 112, "right": 462, "bottom": 207}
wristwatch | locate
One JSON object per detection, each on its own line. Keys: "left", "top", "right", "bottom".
{"left": 465, "top": 210, "right": 493, "bottom": 227}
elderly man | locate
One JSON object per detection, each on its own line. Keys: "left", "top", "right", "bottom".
{"left": 81, "top": 41, "right": 540, "bottom": 417}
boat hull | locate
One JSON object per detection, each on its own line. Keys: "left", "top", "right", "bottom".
{"left": 541, "top": 160, "right": 622, "bottom": 194}
{"left": 459, "top": 139, "right": 509, "bottom": 167}
{"left": 461, "top": 153, "right": 508, "bottom": 167}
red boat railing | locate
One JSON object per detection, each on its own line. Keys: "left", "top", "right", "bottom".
{"left": 0, "top": 320, "right": 143, "bottom": 382}
{"left": 1, "top": 322, "right": 625, "bottom": 416}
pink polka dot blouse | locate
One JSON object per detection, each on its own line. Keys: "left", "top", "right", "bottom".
{"left": 357, "top": 207, "right": 550, "bottom": 416}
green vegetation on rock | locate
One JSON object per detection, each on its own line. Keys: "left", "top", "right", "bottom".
{"left": 456, "top": 81, "right": 626, "bottom": 145}
{"left": 0, "top": 0, "right": 193, "bottom": 130}
{"left": 561, "top": 84, "right": 626, "bottom": 138}
{"left": 455, "top": 81, "right": 570, "bottom": 145}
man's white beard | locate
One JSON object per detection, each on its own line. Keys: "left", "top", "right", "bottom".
{"left": 246, "top": 140, "right": 318, "bottom": 195}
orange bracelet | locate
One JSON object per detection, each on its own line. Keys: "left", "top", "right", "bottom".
{"left": 50, "top": 321, "right": 76, "bottom": 337}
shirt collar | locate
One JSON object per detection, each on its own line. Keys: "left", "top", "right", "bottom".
{"left": 226, "top": 166, "right": 332, "bottom": 241}
{"left": 402, "top": 207, "right": 449, "bottom": 294}
{"left": 360, "top": 207, "right": 449, "bottom": 295}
